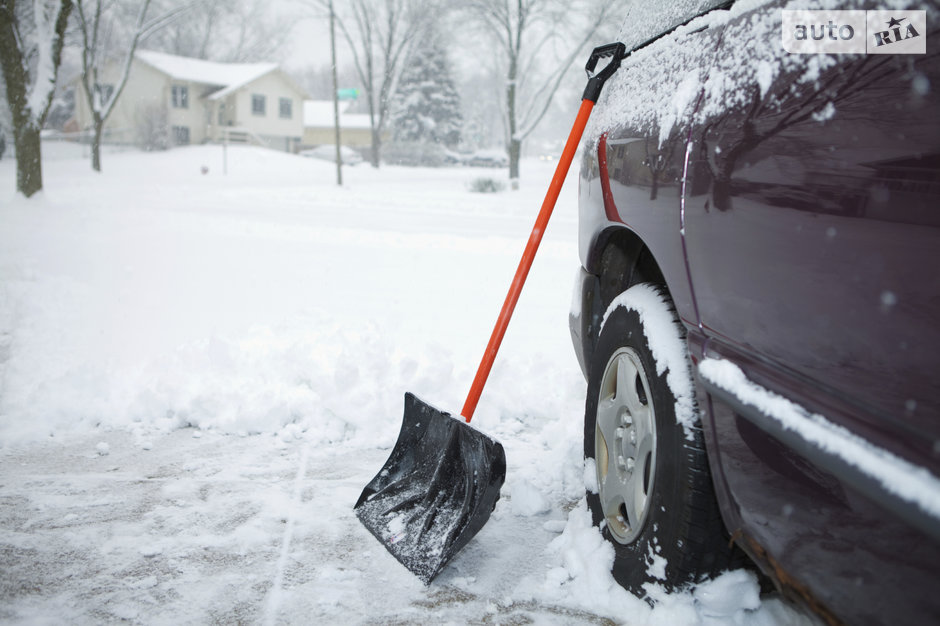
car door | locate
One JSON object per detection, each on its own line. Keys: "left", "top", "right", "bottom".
{"left": 682, "top": 5, "right": 940, "bottom": 623}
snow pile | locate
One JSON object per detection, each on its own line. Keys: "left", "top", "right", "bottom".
{"left": 0, "top": 307, "right": 405, "bottom": 447}
{"left": 545, "top": 501, "right": 642, "bottom": 612}
{"left": 541, "top": 500, "right": 806, "bottom": 625}
{"left": 0, "top": 143, "right": 580, "bottom": 448}
{"left": 510, "top": 479, "right": 552, "bottom": 516}
{"left": 693, "top": 569, "right": 760, "bottom": 617}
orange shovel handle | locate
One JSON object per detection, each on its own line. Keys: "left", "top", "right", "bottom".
{"left": 461, "top": 98, "right": 596, "bottom": 422}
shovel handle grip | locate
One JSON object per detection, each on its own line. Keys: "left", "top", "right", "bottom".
{"left": 582, "top": 42, "right": 626, "bottom": 103}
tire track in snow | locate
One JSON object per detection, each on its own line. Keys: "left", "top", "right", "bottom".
{"left": 263, "top": 442, "right": 310, "bottom": 626}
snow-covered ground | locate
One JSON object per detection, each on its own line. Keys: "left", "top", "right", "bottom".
{"left": 0, "top": 143, "right": 812, "bottom": 624}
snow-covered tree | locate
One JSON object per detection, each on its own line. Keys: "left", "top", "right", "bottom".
{"left": 0, "top": 0, "right": 73, "bottom": 197}
{"left": 390, "top": 27, "right": 462, "bottom": 148}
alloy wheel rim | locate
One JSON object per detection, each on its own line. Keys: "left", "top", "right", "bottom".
{"left": 595, "top": 347, "right": 657, "bottom": 544}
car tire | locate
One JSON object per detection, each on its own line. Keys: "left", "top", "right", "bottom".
{"left": 584, "top": 283, "right": 734, "bottom": 594}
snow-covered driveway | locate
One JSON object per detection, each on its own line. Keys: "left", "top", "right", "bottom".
{"left": 0, "top": 145, "right": 808, "bottom": 624}
{"left": 1, "top": 429, "right": 605, "bottom": 624}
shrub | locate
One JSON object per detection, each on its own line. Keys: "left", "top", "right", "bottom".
{"left": 136, "top": 104, "right": 168, "bottom": 151}
{"left": 467, "top": 177, "right": 506, "bottom": 193}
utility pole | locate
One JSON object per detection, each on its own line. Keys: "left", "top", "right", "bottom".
{"left": 329, "top": 0, "right": 342, "bottom": 186}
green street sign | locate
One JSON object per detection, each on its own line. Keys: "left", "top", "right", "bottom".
{"left": 337, "top": 88, "right": 359, "bottom": 100}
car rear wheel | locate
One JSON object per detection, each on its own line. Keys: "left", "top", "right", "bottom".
{"left": 584, "top": 283, "right": 735, "bottom": 594}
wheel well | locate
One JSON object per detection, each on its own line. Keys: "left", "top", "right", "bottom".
{"left": 576, "top": 226, "right": 671, "bottom": 384}
{"left": 592, "top": 227, "right": 667, "bottom": 313}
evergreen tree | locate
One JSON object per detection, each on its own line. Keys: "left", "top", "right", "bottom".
{"left": 391, "top": 30, "right": 462, "bottom": 148}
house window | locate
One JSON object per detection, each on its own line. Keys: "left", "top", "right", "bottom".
{"left": 171, "top": 85, "right": 188, "bottom": 109}
{"left": 279, "top": 97, "right": 292, "bottom": 119}
{"left": 172, "top": 125, "right": 190, "bottom": 145}
{"left": 252, "top": 94, "right": 266, "bottom": 116}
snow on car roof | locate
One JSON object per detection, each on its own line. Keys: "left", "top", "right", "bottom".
{"left": 615, "top": 0, "right": 733, "bottom": 50}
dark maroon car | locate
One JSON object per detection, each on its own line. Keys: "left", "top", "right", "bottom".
{"left": 569, "top": 1, "right": 940, "bottom": 623}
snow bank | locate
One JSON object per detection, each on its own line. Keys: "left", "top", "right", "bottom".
{"left": 0, "top": 144, "right": 582, "bottom": 448}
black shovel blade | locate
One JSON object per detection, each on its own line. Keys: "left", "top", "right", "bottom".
{"left": 354, "top": 392, "right": 506, "bottom": 584}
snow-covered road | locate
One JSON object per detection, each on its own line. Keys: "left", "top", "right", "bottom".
{"left": 0, "top": 144, "right": 811, "bottom": 624}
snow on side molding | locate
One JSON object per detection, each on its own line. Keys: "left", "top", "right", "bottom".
{"left": 698, "top": 359, "right": 940, "bottom": 543}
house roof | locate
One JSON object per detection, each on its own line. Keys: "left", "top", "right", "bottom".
{"left": 134, "top": 50, "right": 281, "bottom": 99}
{"left": 303, "top": 100, "right": 372, "bottom": 130}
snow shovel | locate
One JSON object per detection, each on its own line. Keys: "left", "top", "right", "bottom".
{"left": 354, "top": 42, "right": 627, "bottom": 584}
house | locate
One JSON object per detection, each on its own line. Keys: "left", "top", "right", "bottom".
{"left": 302, "top": 100, "right": 374, "bottom": 150}
{"left": 73, "top": 50, "right": 309, "bottom": 152}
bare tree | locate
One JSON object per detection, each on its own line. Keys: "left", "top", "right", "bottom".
{"left": 75, "top": 0, "right": 185, "bottom": 172}
{"left": 0, "top": 0, "right": 73, "bottom": 197}
{"left": 466, "top": 0, "right": 620, "bottom": 188}
{"left": 146, "top": 0, "right": 217, "bottom": 59}
{"left": 0, "top": 71, "right": 11, "bottom": 157}
{"left": 224, "top": 0, "right": 294, "bottom": 63}
{"left": 148, "top": 0, "right": 294, "bottom": 63}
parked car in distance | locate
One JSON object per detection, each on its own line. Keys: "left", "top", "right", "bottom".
{"left": 569, "top": 1, "right": 939, "bottom": 624}
{"left": 465, "top": 149, "right": 509, "bottom": 168}
{"left": 300, "top": 144, "right": 364, "bottom": 166}
{"left": 438, "top": 148, "right": 511, "bottom": 168}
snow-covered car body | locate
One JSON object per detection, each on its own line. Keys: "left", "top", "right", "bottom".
{"left": 570, "top": 1, "right": 940, "bottom": 623}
